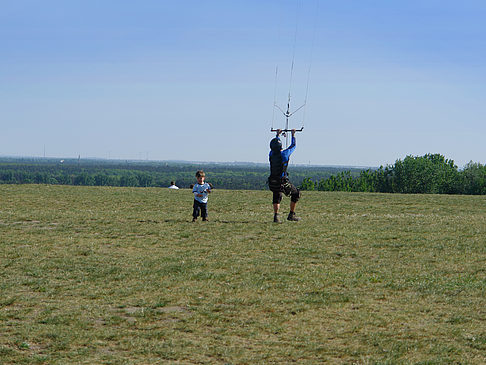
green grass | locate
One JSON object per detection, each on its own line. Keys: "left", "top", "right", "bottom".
{"left": 1, "top": 184, "right": 485, "bottom": 364}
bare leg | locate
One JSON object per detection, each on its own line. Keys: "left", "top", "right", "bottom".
{"left": 287, "top": 201, "right": 301, "bottom": 221}
{"left": 273, "top": 203, "right": 281, "bottom": 222}
{"left": 290, "top": 201, "right": 296, "bottom": 213}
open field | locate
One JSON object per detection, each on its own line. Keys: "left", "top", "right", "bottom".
{"left": 1, "top": 184, "right": 485, "bottom": 364}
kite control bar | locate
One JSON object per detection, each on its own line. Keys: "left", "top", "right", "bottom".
{"left": 271, "top": 127, "right": 304, "bottom": 133}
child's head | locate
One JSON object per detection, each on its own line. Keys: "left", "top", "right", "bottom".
{"left": 195, "top": 170, "right": 205, "bottom": 184}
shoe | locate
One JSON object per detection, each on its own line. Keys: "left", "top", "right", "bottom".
{"left": 273, "top": 213, "right": 281, "bottom": 223}
{"left": 192, "top": 218, "right": 197, "bottom": 222}
{"left": 202, "top": 218, "right": 209, "bottom": 222}
{"left": 287, "top": 212, "right": 301, "bottom": 221}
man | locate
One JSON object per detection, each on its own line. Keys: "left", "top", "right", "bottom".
{"left": 168, "top": 181, "right": 179, "bottom": 189}
{"left": 268, "top": 129, "right": 301, "bottom": 223}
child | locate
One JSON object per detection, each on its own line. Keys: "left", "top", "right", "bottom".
{"left": 192, "top": 170, "right": 212, "bottom": 222}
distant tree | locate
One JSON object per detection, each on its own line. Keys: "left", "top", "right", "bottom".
{"left": 354, "top": 169, "right": 377, "bottom": 192}
{"left": 391, "top": 154, "right": 459, "bottom": 194}
{"left": 0, "top": 170, "right": 15, "bottom": 183}
{"left": 120, "top": 173, "right": 139, "bottom": 187}
{"left": 94, "top": 173, "right": 112, "bottom": 186}
{"left": 16, "top": 171, "right": 34, "bottom": 184}
{"left": 136, "top": 172, "right": 154, "bottom": 187}
{"left": 374, "top": 166, "right": 394, "bottom": 193}
{"left": 462, "top": 161, "right": 486, "bottom": 195}
{"left": 300, "top": 177, "right": 315, "bottom": 191}
{"left": 55, "top": 173, "right": 72, "bottom": 185}
{"left": 73, "top": 172, "right": 95, "bottom": 186}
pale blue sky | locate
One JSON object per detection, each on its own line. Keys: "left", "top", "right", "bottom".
{"left": 1, "top": 0, "right": 486, "bottom": 167}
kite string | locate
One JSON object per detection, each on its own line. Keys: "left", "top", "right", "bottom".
{"left": 272, "top": 66, "right": 279, "bottom": 130}
{"left": 284, "top": 0, "right": 301, "bottom": 147}
{"left": 301, "top": 0, "right": 319, "bottom": 129}
{"left": 288, "top": 0, "right": 301, "bottom": 108}
{"left": 271, "top": 0, "right": 318, "bottom": 133}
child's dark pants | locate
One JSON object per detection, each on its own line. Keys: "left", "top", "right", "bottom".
{"left": 193, "top": 200, "right": 208, "bottom": 219}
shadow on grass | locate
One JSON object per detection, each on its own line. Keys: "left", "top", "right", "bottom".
{"left": 139, "top": 219, "right": 277, "bottom": 225}
{"left": 213, "top": 220, "right": 253, "bottom": 224}
{"left": 170, "top": 219, "right": 275, "bottom": 225}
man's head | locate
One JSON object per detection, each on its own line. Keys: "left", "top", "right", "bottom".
{"left": 270, "top": 137, "right": 282, "bottom": 152}
{"left": 195, "top": 170, "right": 205, "bottom": 184}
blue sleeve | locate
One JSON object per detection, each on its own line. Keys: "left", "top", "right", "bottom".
{"left": 281, "top": 136, "right": 296, "bottom": 161}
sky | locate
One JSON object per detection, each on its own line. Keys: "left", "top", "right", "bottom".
{"left": 1, "top": 0, "right": 486, "bottom": 168}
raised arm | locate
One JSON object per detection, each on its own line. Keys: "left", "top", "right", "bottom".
{"left": 288, "top": 129, "right": 296, "bottom": 149}
{"left": 283, "top": 129, "right": 296, "bottom": 157}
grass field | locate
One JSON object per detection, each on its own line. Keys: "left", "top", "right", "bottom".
{"left": 1, "top": 184, "right": 485, "bottom": 364}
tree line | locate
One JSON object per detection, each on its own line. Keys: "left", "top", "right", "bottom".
{"left": 300, "top": 154, "right": 486, "bottom": 195}
{"left": 0, "top": 158, "right": 350, "bottom": 190}
{"left": 2, "top": 154, "right": 484, "bottom": 194}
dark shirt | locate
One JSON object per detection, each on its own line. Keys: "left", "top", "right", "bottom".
{"left": 269, "top": 136, "right": 296, "bottom": 177}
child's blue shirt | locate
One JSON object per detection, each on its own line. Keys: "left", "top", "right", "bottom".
{"left": 193, "top": 183, "right": 211, "bottom": 203}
